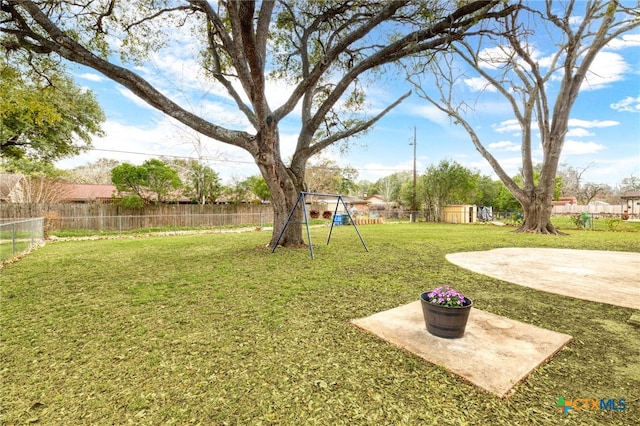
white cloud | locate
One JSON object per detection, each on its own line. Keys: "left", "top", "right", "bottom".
{"left": 478, "top": 43, "right": 554, "bottom": 71}
{"left": 78, "top": 72, "right": 105, "bottom": 82}
{"left": 581, "top": 51, "right": 629, "bottom": 91}
{"left": 278, "top": 132, "right": 300, "bottom": 163}
{"left": 411, "top": 104, "right": 451, "bottom": 127}
{"left": 464, "top": 77, "right": 496, "bottom": 92}
{"left": 493, "top": 155, "right": 528, "bottom": 176}
{"left": 605, "top": 33, "right": 640, "bottom": 50}
{"left": 566, "top": 128, "right": 594, "bottom": 137}
{"left": 583, "top": 157, "right": 640, "bottom": 185}
{"left": 492, "top": 119, "right": 521, "bottom": 134}
{"left": 562, "top": 140, "right": 606, "bottom": 155}
{"left": 488, "top": 140, "right": 520, "bottom": 151}
{"left": 610, "top": 96, "right": 640, "bottom": 113}
{"left": 116, "top": 87, "right": 253, "bottom": 132}
{"left": 56, "top": 117, "right": 262, "bottom": 183}
{"left": 567, "top": 119, "right": 619, "bottom": 128}
{"left": 528, "top": 45, "right": 554, "bottom": 69}
{"left": 477, "top": 45, "right": 512, "bottom": 70}
{"left": 356, "top": 161, "right": 414, "bottom": 182}
{"left": 476, "top": 40, "right": 634, "bottom": 93}
{"left": 117, "top": 87, "right": 156, "bottom": 110}
{"left": 568, "top": 16, "right": 583, "bottom": 27}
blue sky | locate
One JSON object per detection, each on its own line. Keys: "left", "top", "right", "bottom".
{"left": 57, "top": 9, "right": 640, "bottom": 189}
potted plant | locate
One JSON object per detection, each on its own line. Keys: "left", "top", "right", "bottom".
{"left": 309, "top": 209, "right": 320, "bottom": 219}
{"left": 420, "top": 285, "right": 473, "bottom": 339}
{"left": 322, "top": 210, "right": 333, "bottom": 219}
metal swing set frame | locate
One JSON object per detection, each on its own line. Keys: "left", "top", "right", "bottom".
{"left": 271, "top": 192, "right": 368, "bottom": 259}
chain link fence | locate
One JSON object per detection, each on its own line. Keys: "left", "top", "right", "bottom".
{"left": 0, "top": 218, "right": 45, "bottom": 262}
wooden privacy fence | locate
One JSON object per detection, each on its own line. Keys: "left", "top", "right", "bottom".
{"left": 45, "top": 213, "right": 269, "bottom": 233}
{"left": 0, "top": 203, "right": 274, "bottom": 232}
{"left": 0, "top": 203, "right": 273, "bottom": 219}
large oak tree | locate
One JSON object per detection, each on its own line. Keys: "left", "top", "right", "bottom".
{"left": 1, "top": 0, "right": 512, "bottom": 245}
{"left": 0, "top": 57, "right": 104, "bottom": 162}
{"left": 409, "top": 0, "right": 639, "bottom": 234}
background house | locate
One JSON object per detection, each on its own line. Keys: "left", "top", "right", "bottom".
{"left": 316, "top": 195, "right": 369, "bottom": 216}
{"left": 621, "top": 191, "right": 640, "bottom": 218}
{"left": 61, "top": 183, "right": 117, "bottom": 203}
{"left": 0, "top": 173, "right": 26, "bottom": 203}
{"left": 552, "top": 196, "right": 578, "bottom": 206}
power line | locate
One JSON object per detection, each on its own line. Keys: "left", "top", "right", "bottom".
{"left": 90, "top": 148, "right": 253, "bottom": 164}
{"left": 88, "top": 148, "right": 412, "bottom": 174}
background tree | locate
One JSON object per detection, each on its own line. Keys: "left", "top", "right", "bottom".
{"left": 0, "top": 157, "right": 71, "bottom": 203}
{"left": 0, "top": 57, "right": 104, "bottom": 162}
{"left": 243, "top": 175, "right": 271, "bottom": 203}
{"left": 188, "top": 162, "right": 222, "bottom": 205}
{"left": 111, "top": 163, "right": 150, "bottom": 208}
{"left": 305, "top": 157, "right": 342, "bottom": 194}
{"left": 111, "top": 159, "right": 182, "bottom": 206}
{"left": 416, "top": 160, "right": 478, "bottom": 222}
{"left": 374, "top": 172, "right": 412, "bottom": 204}
{"left": 493, "top": 181, "right": 521, "bottom": 213}
{"left": 558, "top": 163, "right": 591, "bottom": 198}
{"left": 0, "top": 156, "right": 68, "bottom": 178}
{"left": 471, "top": 175, "right": 502, "bottom": 208}
{"left": 618, "top": 175, "right": 640, "bottom": 192}
{"left": 223, "top": 177, "right": 253, "bottom": 205}
{"left": 336, "top": 165, "right": 359, "bottom": 196}
{"left": 557, "top": 162, "right": 607, "bottom": 203}
{"left": 163, "top": 158, "right": 222, "bottom": 204}
{"left": 0, "top": 0, "right": 512, "bottom": 246}
{"left": 68, "top": 158, "right": 121, "bottom": 184}
{"left": 355, "top": 179, "right": 375, "bottom": 199}
{"left": 305, "top": 157, "right": 359, "bottom": 196}
{"left": 399, "top": 179, "right": 417, "bottom": 210}
{"left": 144, "top": 159, "right": 182, "bottom": 204}
{"left": 409, "top": 0, "right": 639, "bottom": 234}
{"left": 580, "top": 182, "right": 605, "bottom": 205}
{"left": 16, "top": 176, "right": 70, "bottom": 204}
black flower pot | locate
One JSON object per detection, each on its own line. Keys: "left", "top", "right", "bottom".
{"left": 420, "top": 292, "right": 473, "bottom": 338}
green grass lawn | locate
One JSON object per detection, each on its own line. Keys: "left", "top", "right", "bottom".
{"left": 1, "top": 223, "right": 638, "bottom": 425}
{"left": 0, "top": 239, "right": 32, "bottom": 262}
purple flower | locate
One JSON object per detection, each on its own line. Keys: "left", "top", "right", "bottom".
{"left": 425, "top": 285, "right": 468, "bottom": 307}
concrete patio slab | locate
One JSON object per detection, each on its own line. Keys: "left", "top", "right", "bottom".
{"left": 351, "top": 301, "right": 572, "bottom": 398}
{"left": 446, "top": 248, "right": 640, "bottom": 310}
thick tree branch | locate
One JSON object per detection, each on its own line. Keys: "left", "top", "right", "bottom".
{"left": 306, "top": 90, "right": 412, "bottom": 158}
{"left": 10, "top": 0, "right": 253, "bottom": 149}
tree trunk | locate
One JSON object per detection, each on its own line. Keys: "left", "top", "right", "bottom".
{"left": 254, "top": 127, "right": 306, "bottom": 248}
{"left": 267, "top": 176, "right": 305, "bottom": 248}
{"left": 516, "top": 187, "right": 561, "bottom": 234}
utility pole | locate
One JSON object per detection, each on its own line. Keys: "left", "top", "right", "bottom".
{"left": 410, "top": 126, "right": 417, "bottom": 222}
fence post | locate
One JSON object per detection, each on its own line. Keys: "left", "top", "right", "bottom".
{"left": 11, "top": 222, "right": 16, "bottom": 256}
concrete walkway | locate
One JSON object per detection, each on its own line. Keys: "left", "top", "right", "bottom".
{"left": 446, "top": 248, "right": 640, "bottom": 310}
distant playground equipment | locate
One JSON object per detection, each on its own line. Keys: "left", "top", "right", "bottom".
{"left": 272, "top": 192, "right": 368, "bottom": 259}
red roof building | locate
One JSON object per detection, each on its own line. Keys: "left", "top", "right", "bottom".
{"left": 61, "top": 184, "right": 117, "bottom": 203}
